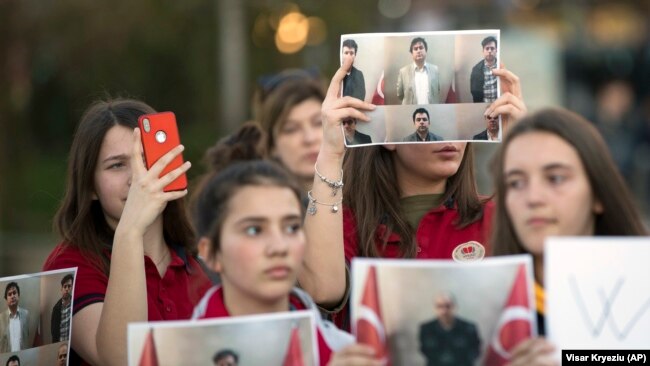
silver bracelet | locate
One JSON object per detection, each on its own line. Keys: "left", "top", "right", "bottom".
{"left": 314, "top": 163, "right": 344, "bottom": 196}
{"left": 307, "top": 190, "right": 342, "bottom": 215}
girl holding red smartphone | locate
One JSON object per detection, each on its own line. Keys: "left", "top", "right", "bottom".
{"left": 43, "top": 99, "right": 212, "bottom": 365}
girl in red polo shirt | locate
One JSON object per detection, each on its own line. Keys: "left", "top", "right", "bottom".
{"left": 490, "top": 108, "right": 647, "bottom": 364}
{"left": 43, "top": 99, "right": 212, "bottom": 365}
{"left": 189, "top": 124, "right": 383, "bottom": 366}
{"left": 298, "top": 59, "right": 526, "bottom": 329}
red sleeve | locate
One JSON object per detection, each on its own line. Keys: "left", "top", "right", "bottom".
{"left": 342, "top": 207, "right": 359, "bottom": 264}
{"left": 43, "top": 243, "right": 108, "bottom": 315}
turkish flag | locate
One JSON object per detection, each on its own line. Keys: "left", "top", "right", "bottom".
{"left": 31, "top": 322, "right": 43, "bottom": 347}
{"left": 139, "top": 329, "right": 159, "bottom": 366}
{"left": 445, "top": 76, "right": 458, "bottom": 103}
{"left": 283, "top": 326, "right": 305, "bottom": 366}
{"left": 356, "top": 266, "right": 389, "bottom": 364}
{"left": 371, "top": 71, "right": 385, "bottom": 105}
{"left": 484, "top": 264, "right": 534, "bottom": 366}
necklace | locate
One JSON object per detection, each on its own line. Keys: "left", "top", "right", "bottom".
{"left": 154, "top": 248, "right": 170, "bottom": 268}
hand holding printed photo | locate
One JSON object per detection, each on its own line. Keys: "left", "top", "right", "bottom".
{"left": 340, "top": 30, "right": 505, "bottom": 146}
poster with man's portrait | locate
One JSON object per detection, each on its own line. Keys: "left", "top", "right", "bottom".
{"left": 128, "top": 310, "right": 318, "bottom": 366}
{"left": 351, "top": 255, "right": 536, "bottom": 365}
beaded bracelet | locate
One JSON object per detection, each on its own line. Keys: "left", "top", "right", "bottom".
{"left": 307, "top": 190, "right": 342, "bottom": 215}
{"left": 314, "top": 163, "right": 344, "bottom": 196}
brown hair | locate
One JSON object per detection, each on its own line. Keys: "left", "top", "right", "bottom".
{"left": 50, "top": 98, "right": 196, "bottom": 275}
{"left": 191, "top": 123, "right": 303, "bottom": 260}
{"left": 258, "top": 79, "right": 325, "bottom": 153}
{"left": 343, "top": 144, "right": 486, "bottom": 258}
{"left": 491, "top": 108, "right": 647, "bottom": 256}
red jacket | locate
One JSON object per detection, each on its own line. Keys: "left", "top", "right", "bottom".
{"left": 343, "top": 200, "right": 494, "bottom": 260}
{"left": 333, "top": 200, "right": 494, "bottom": 330}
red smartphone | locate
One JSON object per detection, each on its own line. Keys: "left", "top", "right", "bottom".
{"left": 137, "top": 111, "right": 188, "bottom": 192}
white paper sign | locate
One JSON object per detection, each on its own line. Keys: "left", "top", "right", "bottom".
{"left": 546, "top": 237, "right": 650, "bottom": 351}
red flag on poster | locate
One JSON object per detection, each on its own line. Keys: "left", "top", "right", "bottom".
{"left": 445, "top": 76, "right": 458, "bottom": 103}
{"left": 356, "top": 265, "right": 389, "bottom": 364}
{"left": 31, "top": 322, "right": 43, "bottom": 347}
{"left": 484, "top": 264, "right": 534, "bottom": 366}
{"left": 139, "top": 329, "right": 159, "bottom": 366}
{"left": 371, "top": 71, "right": 385, "bottom": 105}
{"left": 283, "top": 326, "right": 305, "bottom": 366}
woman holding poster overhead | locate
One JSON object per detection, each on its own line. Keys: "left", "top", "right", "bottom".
{"left": 298, "top": 58, "right": 527, "bottom": 328}
{"left": 491, "top": 108, "right": 647, "bottom": 364}
{"left": 43, "top": 99, "right": 212, "bottom": 366}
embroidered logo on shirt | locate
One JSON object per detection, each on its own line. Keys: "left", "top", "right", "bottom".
{"left": 452, "top": 241, "right": 485, "bottom": 262}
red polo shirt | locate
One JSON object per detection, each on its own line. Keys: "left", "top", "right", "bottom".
{"left": 43, "top": 242, "right": 212, "bottom": 320}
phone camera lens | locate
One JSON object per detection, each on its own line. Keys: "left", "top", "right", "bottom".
{"left": 155, "top": 131, "right": 167, "bottom": 143}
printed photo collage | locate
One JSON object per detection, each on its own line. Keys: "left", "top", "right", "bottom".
{"left": 340, "top": 30, "right": 502, "bottom": 146}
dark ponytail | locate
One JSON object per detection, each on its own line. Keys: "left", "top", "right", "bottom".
{"left": 190, "top": 121, "right": 267, "bottom": 215}
{"left": 204, "top": 121, "right": 267, "bottom": 173}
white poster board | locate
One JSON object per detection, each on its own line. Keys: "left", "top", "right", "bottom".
{"left": 546, "top": 237, "right": 650, "bottom": 354}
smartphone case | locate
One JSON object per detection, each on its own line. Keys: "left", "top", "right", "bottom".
{"left": 138, "top": 111, "right": 187, "bottom": 192}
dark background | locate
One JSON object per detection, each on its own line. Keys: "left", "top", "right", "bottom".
{"left": 1, "top": 0, "right": 649, "bottom": 275}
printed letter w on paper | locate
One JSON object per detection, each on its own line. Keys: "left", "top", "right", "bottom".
{"left": 569, "top": 275, "right": 650, "bottom": 340}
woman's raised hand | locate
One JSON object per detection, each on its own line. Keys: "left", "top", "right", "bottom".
{"left": 488, "top": 66, "right": 527, "bottom": 132}
{"left": 119, "top": 128, "right": 191, "bottom": 236}
{"left": 320, "top": 57, "right": 376, "bottom": 159}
